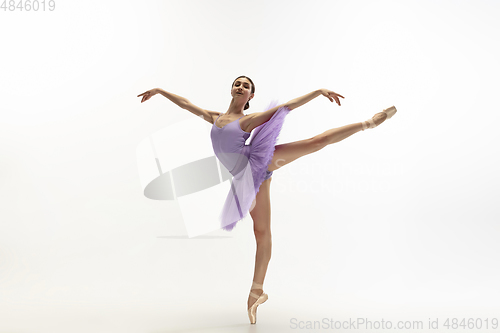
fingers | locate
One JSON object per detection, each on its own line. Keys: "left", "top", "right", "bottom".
{"left": 138, "top": 91, "right": 151, "bottom": 103}
{"left": 328, "top": 91, "right": 344, "bottom": 105}
{"left": 326, "top": 91, "right": 345, "bottom": 98}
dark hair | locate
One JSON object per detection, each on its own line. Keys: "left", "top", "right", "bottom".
{"left": 232, "top": 76, "right": 255, "bottom": 110}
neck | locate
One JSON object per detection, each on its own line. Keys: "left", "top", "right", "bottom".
{"left": 227, "top": 98, "right": 246, "bottom": 115}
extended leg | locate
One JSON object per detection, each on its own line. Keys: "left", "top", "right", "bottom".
{"left": 268, "top": 113, "right": 387, "bottom": 172}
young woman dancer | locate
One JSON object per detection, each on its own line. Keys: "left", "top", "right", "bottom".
{"left": 138, "top": 76, "right": 397, "bottom": 324}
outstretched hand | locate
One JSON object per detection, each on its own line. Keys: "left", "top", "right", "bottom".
{"left": 137, "top": 88, "right": 159, "bottom": 103}
{"left": 320, "top": 89, "right": 344, "bottom": 106}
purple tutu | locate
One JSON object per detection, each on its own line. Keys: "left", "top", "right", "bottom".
{"left": 210, "top": 101, "right": 291, "bottom": 231}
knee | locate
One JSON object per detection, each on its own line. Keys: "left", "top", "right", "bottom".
{"left": 254, "top": 228, "right": 272, "bottom": 242}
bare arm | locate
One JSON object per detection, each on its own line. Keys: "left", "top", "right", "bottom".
{"left": 138, "top": 88, "right": 188, "bottom": 107}
{"left": 286, "top": 89, "right": 344, "bottom": 110}
{"left": 286, "top": 89, "right": 323, "bottom": 110}
{"left": 247, "top": 103, "right": 288, "bottom": 131}
{"left": 247, "top": 90, "right": 323, "bottom": 130}
{"left": 248, "top": 88, "right": 344, "bottom": 131}
{"left": 157, "top": 88, "right": 189, "bottom": 108}
{"left": 138, "top": 88, "right": 214, "bottom": 123}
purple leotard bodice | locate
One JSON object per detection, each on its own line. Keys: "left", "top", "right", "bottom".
{"left": 209, "top": 101, "right": 291, "bottom": 231}
{"left": 210, "top": 113, "right": 252, "bottom": 177}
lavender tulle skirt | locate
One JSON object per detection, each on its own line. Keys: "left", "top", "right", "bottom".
{"left": 211, "top": 101, "right": 291, "bottom": 231}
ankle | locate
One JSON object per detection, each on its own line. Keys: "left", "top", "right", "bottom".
{"left": 361, "top": 119, "right": 375, "bottom": 131}
{"left": 251, "top": 280, "right": 264, "bottom": 290}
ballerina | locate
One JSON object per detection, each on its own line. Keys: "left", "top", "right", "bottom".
{"left": 138, "top": 76, "right": 397, "bottom": 324}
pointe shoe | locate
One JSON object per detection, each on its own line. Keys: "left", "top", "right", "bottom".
{"left": 361, "top": 105, "right": 397, "bottom": 130}
{"left": 248, "top": 281, "right": 268, "bottom": 324}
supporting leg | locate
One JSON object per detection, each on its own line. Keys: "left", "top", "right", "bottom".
{"left": 248, "top": 177, "right": 272, "bottom": 311}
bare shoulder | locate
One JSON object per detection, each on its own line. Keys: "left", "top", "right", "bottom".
{"left": 206, "top": 110, "right": 223, "bottom": 124}
{"left": 183, "top": 102, "right": 221, "bottom": 124}
{"left": 240, "top": 112, "right": 256, "bottom": 132}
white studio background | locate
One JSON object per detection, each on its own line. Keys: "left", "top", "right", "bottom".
{"left": 1, "top": 0, "right": 499, "bottom": 332}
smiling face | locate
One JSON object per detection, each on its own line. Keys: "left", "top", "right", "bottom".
{"left": 231, "top": 77, "right": 254, "bottom": 103}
